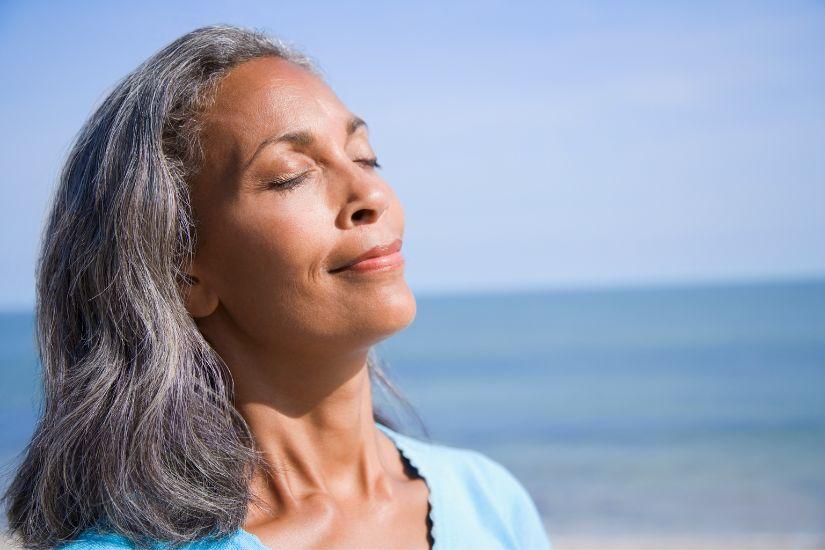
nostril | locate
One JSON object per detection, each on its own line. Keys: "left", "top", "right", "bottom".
{"left": 352, "top": 209, "right": 373, "bottom": 223}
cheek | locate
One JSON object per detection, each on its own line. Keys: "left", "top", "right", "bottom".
{"left": 200, "top": 194, "right": 342, "bottom": 335}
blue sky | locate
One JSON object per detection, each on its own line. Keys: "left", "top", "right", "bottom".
{"left": 1, "top": 1, "right": 823, "bottom": 308}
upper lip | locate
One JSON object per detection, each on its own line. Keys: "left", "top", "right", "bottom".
{"left": 329, "top": 238, "right": 403, "bottom": 272}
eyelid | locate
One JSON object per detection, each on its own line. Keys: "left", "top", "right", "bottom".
{"left": 267, "top": 155, "right": 381, "bottom": 192}
{"left": 267, "top": 169, "right": 311, "bottom": 191}
{"left": 356, "top": 157, "right": 382, "bottom": 169}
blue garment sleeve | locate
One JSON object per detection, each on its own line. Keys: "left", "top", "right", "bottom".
{"left": 56, "top": 530, "right": 254, "bottom": 549}
{"left": 56, "top": 531, "right": 134, "bottom": 549}
{"left": 472, "top": 451, "right": 553, "bottom": 550}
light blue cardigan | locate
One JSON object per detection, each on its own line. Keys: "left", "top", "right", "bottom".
{"left": 59, "top": 421, "right": 552, "bottom": 549}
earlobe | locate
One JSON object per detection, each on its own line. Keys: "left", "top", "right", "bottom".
{"left": 178, "top": 272, "right": 220, "bottom": 319}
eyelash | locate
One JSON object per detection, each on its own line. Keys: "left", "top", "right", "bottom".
{"left": 358, "top": 157, "right": 382, "bottom": 169}
{"left": 267, "top": 157, "right": 381, "bottom": 191}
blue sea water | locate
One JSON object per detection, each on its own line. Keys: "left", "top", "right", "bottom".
{"left": 2, "top": 278, "right": 824, "bottom": 537}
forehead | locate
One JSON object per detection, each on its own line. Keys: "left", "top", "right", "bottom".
{"left": 200, "top": 56, "right": 350, "bottom": 150}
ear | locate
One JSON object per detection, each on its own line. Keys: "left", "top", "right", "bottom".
{"left": 177, "top": 270, "right": 220, "bottom": 319}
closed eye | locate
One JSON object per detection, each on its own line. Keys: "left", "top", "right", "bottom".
{"left": 356, "top": 157, "right": 381, "bottom": 169}
{"left": 266, "top": 157, "right": 380, "bottom": 192}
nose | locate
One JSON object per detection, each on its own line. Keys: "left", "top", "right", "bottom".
{"left": 335, "top": 160, "right": 391, "bottom": 229}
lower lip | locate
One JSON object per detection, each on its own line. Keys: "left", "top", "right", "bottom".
{"left": 341, "top": 251, "right": 405, "bottom": 273}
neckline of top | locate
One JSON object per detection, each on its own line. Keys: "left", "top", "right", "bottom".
{"left": 376, "top": 421, "right": 437, "bottom": 549}
{"left": 235, "top": 420, "right": 439, "bottom": 550}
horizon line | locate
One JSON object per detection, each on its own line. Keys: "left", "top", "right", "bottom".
{"left": 1, "top": 272, "right": 824, "bottom": 314}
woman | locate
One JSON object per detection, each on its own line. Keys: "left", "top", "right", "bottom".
{"left": 3, "top": 25, "right": 552, "bottom": 550}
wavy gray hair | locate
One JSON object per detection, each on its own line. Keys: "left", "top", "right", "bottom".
{"left": 2, "top": 24, "right": 425, "bottom": 549}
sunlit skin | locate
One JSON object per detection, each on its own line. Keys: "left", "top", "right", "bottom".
{"left": 181, "top": 56, "right": 427, "bottom": 548}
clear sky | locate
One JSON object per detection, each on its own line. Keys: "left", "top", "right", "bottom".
{"left": 1, "top": 0, "right": 823, "bottom": 309}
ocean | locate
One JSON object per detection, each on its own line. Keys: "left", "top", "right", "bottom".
{"left": 2, "top": 278, "right": 824, "bottom": 539}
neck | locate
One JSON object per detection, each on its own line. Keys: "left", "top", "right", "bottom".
{"left": 218, "top": 341, "right": 404, "bottom": 524}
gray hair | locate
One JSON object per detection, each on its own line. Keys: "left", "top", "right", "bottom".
{"left": 2, "top": 24, "right": 425, "bottom": 549}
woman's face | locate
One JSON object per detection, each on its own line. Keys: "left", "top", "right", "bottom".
{"left": 185, "top": 56, "right": 416, "bottom": 359}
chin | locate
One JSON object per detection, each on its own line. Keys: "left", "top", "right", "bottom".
{"left": 361, "top": 283, "right": 417, "bottom": 341}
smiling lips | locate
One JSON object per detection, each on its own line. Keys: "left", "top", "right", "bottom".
{"left": 329, "top": 238, "right": 405, "bottom": 274}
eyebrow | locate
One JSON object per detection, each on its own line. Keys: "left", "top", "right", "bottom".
{"left": 243, "top": 115, "right": 368, "bottom": 170}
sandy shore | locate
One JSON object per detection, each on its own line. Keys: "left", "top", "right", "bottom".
{"left": 551, "top": 533, "right": 825, "bottom": 550}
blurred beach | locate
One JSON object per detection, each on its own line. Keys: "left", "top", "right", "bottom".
{"left": 377, "top": 278, "right": 825, "bottom": 547}
{"left": 3, "top": 278, "right": 825, "bottom": 548}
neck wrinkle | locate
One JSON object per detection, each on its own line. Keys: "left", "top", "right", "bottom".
{"left": 234, "top": 357, "right": 400, "bottom": 521}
